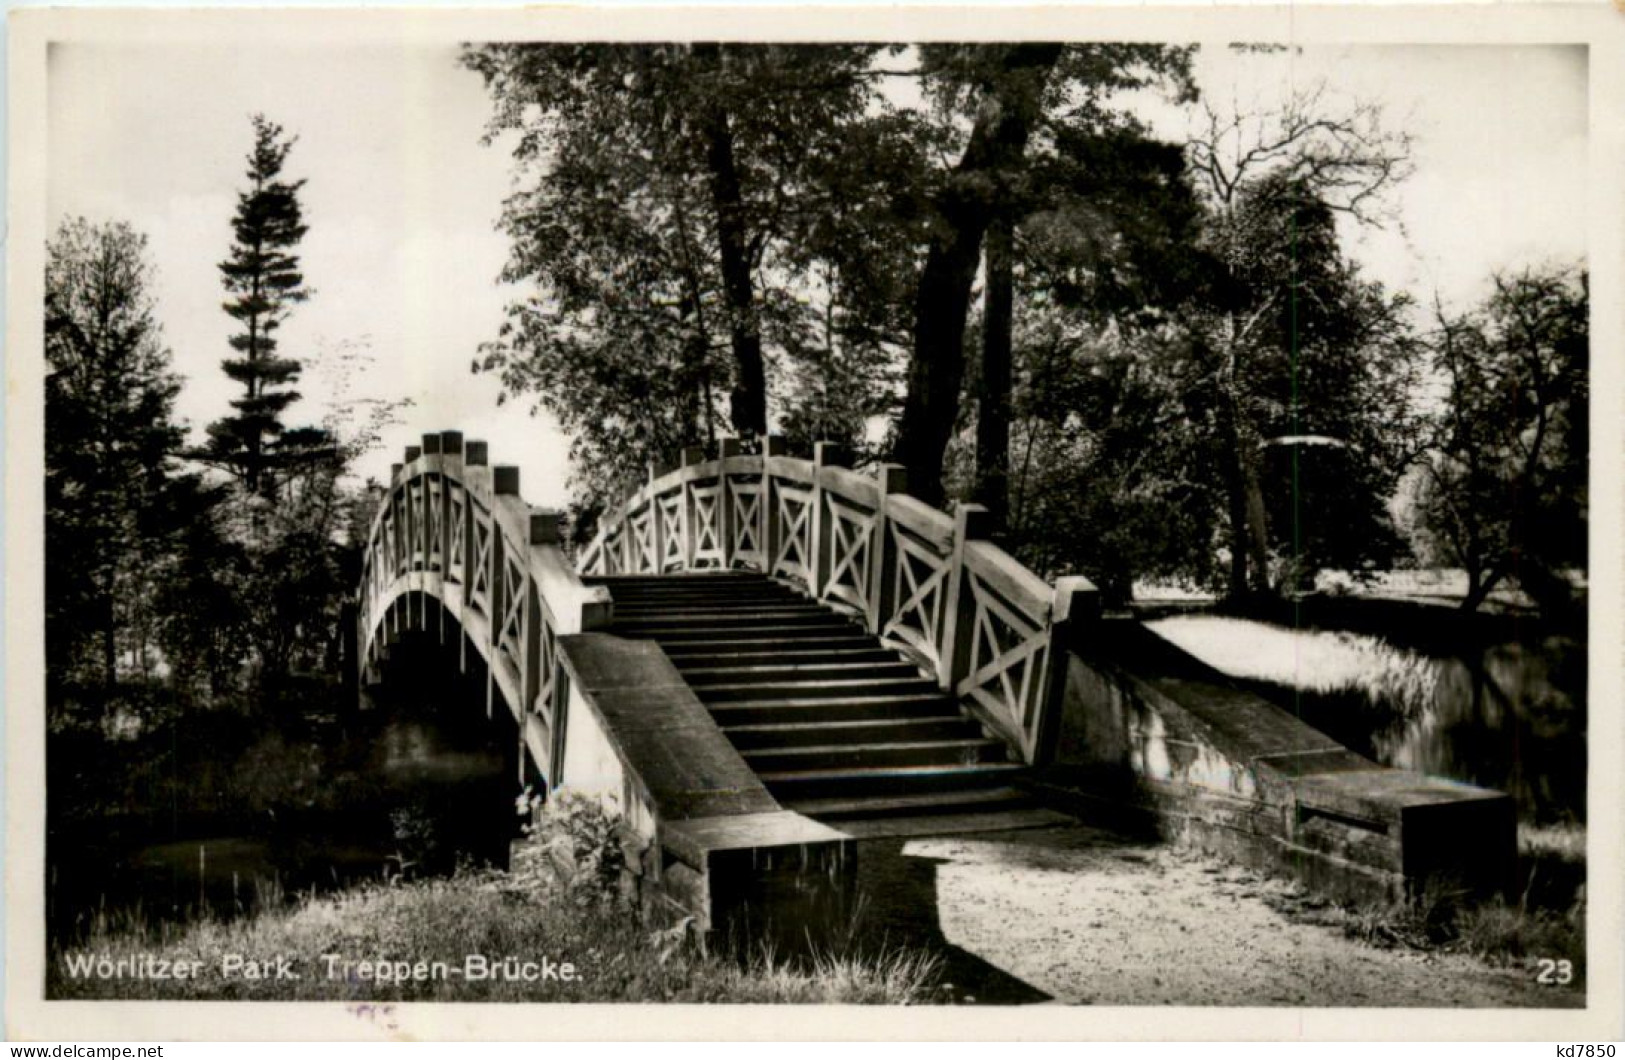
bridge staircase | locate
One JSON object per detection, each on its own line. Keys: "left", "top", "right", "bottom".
{"left": 357, "top": 430, "right": 1520, "bottom": 925}
{"left": 586, "top": 571, "right": 1066, "bottom": 837}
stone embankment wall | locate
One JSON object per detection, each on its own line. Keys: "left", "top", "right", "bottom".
{"left": 1035, "top": 617, "right": 1515, "bottom": 904}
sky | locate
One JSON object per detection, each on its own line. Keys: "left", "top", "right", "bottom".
{"left": 46, "top": 40, "right": 1588, "bottom": 510}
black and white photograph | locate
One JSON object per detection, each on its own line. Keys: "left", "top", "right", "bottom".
{"left": 5, "top": 4, "right": 1622, "bottom": 1042}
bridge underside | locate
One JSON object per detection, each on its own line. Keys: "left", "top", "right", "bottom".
{"left": 361, "top": 589, "right": 548, "bottom": 792}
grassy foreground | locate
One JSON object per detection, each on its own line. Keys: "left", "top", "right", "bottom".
{"left": 48, "top": 866, "right": 942, "bottom": 1002}
{"left": 51, "top": 795, "right": 942, "bottom": 1003}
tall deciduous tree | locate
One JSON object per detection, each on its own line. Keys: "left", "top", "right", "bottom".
{"left": 1180, "top": 82, "right": 1419, "bottom": 599}
{"left": 895, "top": 44, "right": 1064, "bottom": 509}
{"left": 462, "top": 44, "right": 894, "bottom": 505}
{"left": 1415, "top": 266, "right": 1588, "bottom": 615}
{"left": 45, "top": 218, "right": 187, "bottom": 692}
{"left": 893, "top": 44, "right": 1200, "bottom": 510}
{"left": 203, "top": 114, "right": 329, "bottom": 498}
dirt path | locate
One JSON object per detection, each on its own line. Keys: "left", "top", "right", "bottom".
{"left": 852, "top": 824, "right": 1581, "bottom": 1008}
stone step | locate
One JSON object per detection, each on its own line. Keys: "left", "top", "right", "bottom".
{"left": 613, "top": 615, "right": 858, "bottom": 637}
{"left": 741, "top": 737, "right": 1006, "bottom": 773}
{"left": 611, "top": 617, "right": 864, "bottom": 640}
{"left": 707, "top": 693, "right": 959, "bottom": 726}
{"left": 605, "top": 587, "right": 798, "bottom": 603}
{"left": 784, "top": 785, "right": 1037, "bottom": 820}
{"left": 670, "top": 645, "right": 902, "bottom": 668}
{"left": 614, "top": 608, "right": 842, "bottom": 626}
{"left": 722, "top": 715, "right": 980, "bottom": 749}
{"left": 758, "top": 762, "right": 1027, "bottom": 801}
{"left": 586, "top": 573, "right": 768, "bottom": 585}
{"left": 659, "top": 634, "right": 880, "bottom": 656}
{"left": 612, "top": 604, "right": 829, "bottom": 621}
{"left": 681, "top": 660, "right": 922, "bottom": 686}
{"left": 697, "top": 675, "right": 938, "bottom": 703}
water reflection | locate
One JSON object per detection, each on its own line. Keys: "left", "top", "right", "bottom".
{"left": 48, "top": 702, "right": 516, "bottom": 943}
{"left": 1368, "top": 639, "right": 1586, "bottom": 825}
{"left": 1286, "top": 635, "right": 1586, "bottom": 826}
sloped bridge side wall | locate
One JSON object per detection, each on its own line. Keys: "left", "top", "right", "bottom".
{"left": 1039, "top": 618, "right": 1517, "bottom": 904}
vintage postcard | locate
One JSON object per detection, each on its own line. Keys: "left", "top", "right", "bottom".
{"left": 6, "top": 3, "right": 1623, "bottom": 1042}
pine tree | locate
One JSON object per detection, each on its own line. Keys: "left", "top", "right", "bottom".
{"left": 204, "top": 114, "right": 328, "bottom": 497}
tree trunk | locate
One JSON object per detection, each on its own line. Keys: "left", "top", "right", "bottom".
{"left": 896, "top": 43, "right": 1062, "bottom": 508}
{"left": 1224, "top": 446, "right": 1249, "bottom": 601}
{"left": 695, "top": 47, "right": 768, "bottom": 438}
{"left": 975, "top": 214, "right": 1015, "bottom": 527}
{"left": 1241, "top": 448, "right": 1273, "bottom": 594}
{"left": 101, "top": 590, "right": 117, "bottom": 690}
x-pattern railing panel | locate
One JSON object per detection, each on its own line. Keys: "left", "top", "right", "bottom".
{"left": 881, "top": 524, "right": 950, "bottom": 671}
{"left": 690, "top": 482, "right": 723, "bottom": 568}
{"left": 629, "top": 503, "right": 656, "bottom": 574}
{"left": 594, "top": 525, "right": 620, "bottom": 576}
{"left": 496, "top": 552, "right": 527, "bottom": 672}
{"left": 658, "top": 490, "right": 685, "bottom": 571}
{"left": 467, "top": 503, "right": 493, "bottom": 618}
{"left": 408, "top": 479, "right": 425, "bottom": 570}
{"left": 958, "top": 567, "right": 1048, "bottom": 761}
{"left": 448, "top": 483, "right": 466, "bottom": 584}
{"left": 426, "top": 475, "right": 444, "bottom": 571}
{"left": 729, "top": 481, "right": 762, "bottom": 565}
{"left": 773, "top": 483, "right": 813, "bottom": 584}
{"left": 821, "top": 494, "right": 874, "bottom": 612}
{"left": 534, "top": 610, "right": 557, "bottom": 722}
{"left": 358, "top": 439, "right": 616, "bottom": 794}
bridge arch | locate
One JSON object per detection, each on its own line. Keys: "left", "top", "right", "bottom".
{"left": 357, "top": 431, "right": 612, "bottom": 788}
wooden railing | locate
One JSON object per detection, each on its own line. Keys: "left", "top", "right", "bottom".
{"left": 579, "top": 439, "right": 1098, "bottom": 764}
{"left": 357, "top": 431, "right": 613, "bottom": 785}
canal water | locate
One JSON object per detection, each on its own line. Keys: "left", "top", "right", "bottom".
{"left": 47, "top": 641, "right": 521, "bottom": 944}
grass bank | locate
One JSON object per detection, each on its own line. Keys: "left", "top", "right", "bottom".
{"left": 48, "top": 865, "right": 942, "bottom": 1003}
{"left": 51, "top": 794, "right": 943, "bottom": 1004}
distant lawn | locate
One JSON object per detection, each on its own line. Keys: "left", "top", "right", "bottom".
{"left": 1145, "top": 614, "right": 1439, "bottom": 717}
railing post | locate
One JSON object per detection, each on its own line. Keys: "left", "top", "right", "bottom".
{"left": 719, "top": 438, "right": 740, "bottom": 569}
{"left": 1034, "top": 576, "right": 1101, "bottom": 764}
{"left": 647, "top": 462, "right": 664, "bottom": 575}
{"left": 939, "top": 503, "right": 992, "bottom": 693}
{"left": 811, "top": 441, "right": 846, "bottom": 599}
{"left": 761, "top": 435, "right": 786, "bottom": 575}
{"left": 680, "top": 445, "right": 704, "bottom": 570}
{"left": 440, "top": 430, "right": 463, "bottom": 582}
{"left": 868, "top": 464, "right": 907, "bottom": 636}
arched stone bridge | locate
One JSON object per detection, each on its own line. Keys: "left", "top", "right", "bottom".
{"left": 355, "top": 429, "right": 1516, "bottom": 932}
